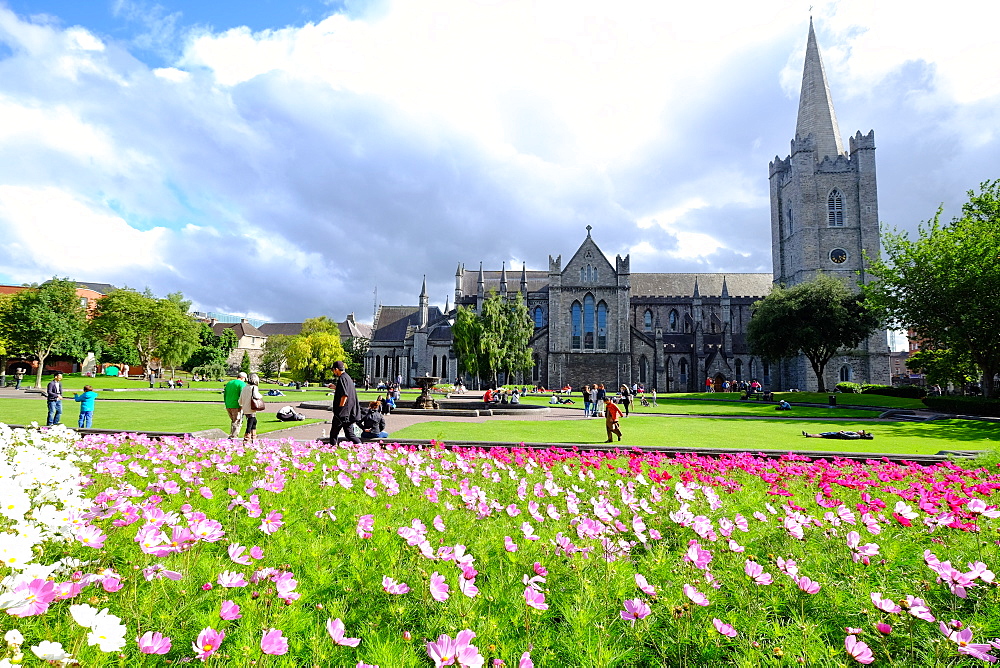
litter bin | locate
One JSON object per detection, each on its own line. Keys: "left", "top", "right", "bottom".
{"left": 828, "top": 394, "right": 837, "bottom": 406}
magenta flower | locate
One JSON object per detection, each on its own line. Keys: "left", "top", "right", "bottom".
{"left": 870, "top": 592, "right": 901, "bottom": 614}
{"left": 620, "top": 598, "right": 651, "bottom": 623}
{"left": 795, "top": 576, "right": 821, "bottom": 594}
{"left": 430, "top": 572, "right": 450, "bottom": 602}
{"left": 533, "top": 562, "right": 548, "bottom": 577}
{"left": 519, "top": 651, "right": 534, "bottom": 668}
{"left": 524, "top": 587, "right": 549, "bottom": 611}
{"left": 635, "top": 574, "right": 656, "bottom": 596}
{"left": 459, "top": 576, "right": 480, "bottom": 599}
{"left": 382, "top": 576, "right": 411, "bottom": 595}
{"left": 74, "top": 525, "right": 107, "bottom": 549}
{"left": 227, "top": 543, "right": 252, "bottom": 565}
{"left": 683, "top": 584, "right": 709, "bottom": 606}
{"left": 220, "top": 601, "right": 241, "bottom": 620}
{"left": 844, "top": 635, "right": 874, "bottom": 664}
{"left": 259, "top": 511, "right": 284, "bottom": 535}
{"left": 6, "top": 578, "right": 57, "bottom": 617}
{"left": 504, "top": 536, "right": 518, "bottom": 552}
{"left": 712, "top": 618, "right": 737, "bottom": 638}
{"left": 261, "top": 629, "right": 289, "bottom": 655}
{"left": 101, "top": 577, "right": 123, "bottom": 593}
{"left": 357, "top": 514, "right": 374, "bottom": 539}
{"left": 426, "top": 630, "right": 482, "bottom": 668}
{"left": 249, "top": 545, "right": 264, "bottom": 560}
{"left": 744, "top": 560, "right": 773, "bottom": 585}
{"left": 326, "top": 618, "right": 361, "bottom": 647}
{"left": 905, "top": 595, "right": 935, "bottom": 622}
{"left": 137, "top": 631, "right": 171, "bottom": 654}
{"left": 876, "top": 623, "right": 892, "bottom": 635}
{"left": 217, "top": 571, "right": 247, "bottom": 588}
{"left": 192, "top": 627, "right": 225, "bottom": 661}
{"left": 433, "top": 515, "right": 446, "bottom": 532}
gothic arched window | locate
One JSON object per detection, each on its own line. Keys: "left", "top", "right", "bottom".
{"left": 432, "top": 355, "right": 437, "bottom": 377}
{"left": 571, "top": 302, "right": 582, "bottom": 350}
{"left": 532, "top": 354, "right": 541, "bottom": 382}
{"left": 679, "top": 359, "right": 688, "bottom": 385}
{"left": 735, "top": 358, "right": 742, "bottom": 381}
{"left": 583, "top": 294, "right": 596, "bottom": 349}
{"left": 374, "top": 355, "right": 380, "bottom": 377}
{"left": 749, "top": 358, "right": 757, "bottom": 379}
{"left": 828, "top": 189, "right": 845, "bottom": 227}
{"left": 839, "top": 364, "right": 853, "bottom": 382}
{"left": 762, "top": 360, "right": 770, "bottom": 384}
{"left": 533, "top": 306, "right": 545, "bottom": 328}
{"left": 643, "top": 310, "right": 653, "bottom": 332}
{"left": 597, "top": 301, "right": 607, "bottom": 349}
{"left": 639, "top": 356, "right": 648, "bottom": 384}
{"left": 669, "top": 309, "right": 678, "bottom": 332}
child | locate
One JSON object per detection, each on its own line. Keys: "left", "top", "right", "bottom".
{"left": 73, "top": 385, "right": 98, "bottom": 428}
{"left": 604, "top": 397, "right": 623, "bottom": 443}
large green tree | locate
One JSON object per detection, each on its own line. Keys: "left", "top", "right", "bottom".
{"left": 342, "top": 336, "right": 370, "bottom": 381}
{"left": 285, "top": 330, "right": 346, "bottom": 382}
{"left": 0, "top": 278, "right": 88, "bottom": 388}
{"left": 747, "top": 276, "right": 880, "bottom": 393}
{"left": 259, "top": 334, "right": 292, "bottom": 379}
{"left": 865, "top": 180, "right": 1000, "bottom": 398}
{"left": 452, "top": 291, "right": 534, "bottom": 387}
{"left": 906, "top": 347, "right": 979, "bottom": 391}
{"left": 185, "top": 323, "right": 238, "bottom": 371}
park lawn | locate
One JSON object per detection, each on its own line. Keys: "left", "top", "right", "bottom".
{"left": 390, "top": 414, "right": 1000, "bottom": 455}
{"left": 0, "top": 398, "right": 322, "bottom": 435}
{"left": 516, "top": 395, "right": 876, "bottom": 418}
{"left": 96, "top": 389, "right": 336, "bottom": 403}
{"left": 668, "top": 391, "right": 926, "bottom": 410}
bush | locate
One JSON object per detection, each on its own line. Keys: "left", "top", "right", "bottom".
{"left": 835, "top": 382, "right": 862, "bottom": 393}
{"left": 861, "top": 384, "right": 927, "bottom": 399}
{"left": 922, "top": 395, "right": 1000, "bottom": 417}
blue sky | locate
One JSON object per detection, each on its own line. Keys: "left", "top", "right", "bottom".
{"left": 0, "top": 0, "right": 998, "bottom": 328}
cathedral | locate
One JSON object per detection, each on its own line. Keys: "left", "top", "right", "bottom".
{"left": 366, "top": 21, "right": 891, "bottom": 393}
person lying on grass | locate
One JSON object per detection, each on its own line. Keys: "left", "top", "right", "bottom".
{"left": 802, "top": 430, "right": 873, "bottom": 440}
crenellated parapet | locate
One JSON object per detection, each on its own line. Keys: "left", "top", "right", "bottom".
{"left": 769, "top": 155, "right": 791, "bottom": 177}
{"left": 849, "top": 129, "right": 876, "bottom": 153}
{"left": 816, "top": 152, "right": 853, "bottom": 173}
{"left": 548, "top": 254, "right": 561, "bottom": 273}
{"left": 790, "top": 133, "right": 815, "bottom": 156}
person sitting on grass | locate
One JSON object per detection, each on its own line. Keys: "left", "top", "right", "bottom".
{"left": 73, "top": 385, "right": 98, "bottom": 429}
{"left": 604, "top": 397, "right": 623, "bottom": 443}
{"left": 776, "top": 400, "right": 792, "bottom": 410}
{"left": 359, "top": 401, "right": 389, "bottom": 440}
{"left": 802, "top": 430, "right": 873, "bottom": 440}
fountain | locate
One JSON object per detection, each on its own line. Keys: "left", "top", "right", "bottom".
{"left": 413, "top": 375, "right": 440, "bottom": 409}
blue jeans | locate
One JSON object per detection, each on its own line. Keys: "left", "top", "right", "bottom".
{"left": 47, "top": 400, "right": 62, "bottom": 425}
{"left": 78, "top": 411, "right": 93, "bottom": 428}
{"left": 584, "top": 401, "right": 591, "bottom": 416}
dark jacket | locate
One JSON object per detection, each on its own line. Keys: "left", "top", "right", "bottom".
{"left": 333, "top": 372, "right": 361, "bottom": 422}
{"left": 45, "top": 380, "right": 63, "bottom": 401}
{"left": 360, "top": 408, "right": 386, "bottom": 436}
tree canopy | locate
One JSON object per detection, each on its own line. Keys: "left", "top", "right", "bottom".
{"left": 865, "top": 180, "right": 1000, "bottom": 398}
{"left": 747, "top": 276, "right": 880, "bottom": 393}
{"left": 0, "top": 278, "right": 88, "bottom": 388}
{"left": 452, "top": 291, "right": 534, "bottom": 387}
{"left": 285, "top": 330, "right": 346, "bottom": 382}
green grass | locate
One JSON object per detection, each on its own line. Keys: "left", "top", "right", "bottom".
{"left": 0, "top": 397, "right": 322, "bottom": 434}
{"left": 666, "top": 391, "right": 925, "bottom": 410}
{"left": 517, "top": 395, "right": 876, "bottom": 418}
{"left": 391, "top": 414, "right": 1000, "bottom": 454}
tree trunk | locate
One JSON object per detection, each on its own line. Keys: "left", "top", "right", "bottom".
{"left": 34, "top": 351, "right": 49, "bottom": 389}
{"left": 809, "top": 357, "right": 827, "bottom": 394}
{"left": 982, "top": 369, "right": 996, "bottom": 399}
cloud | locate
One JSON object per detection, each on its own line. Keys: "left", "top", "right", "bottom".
{"left": 0, "top": 0, "right": 997, "bottom": 324}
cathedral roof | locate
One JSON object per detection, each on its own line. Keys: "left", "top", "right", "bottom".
{"left": 631, "top": 273, "right": 772, "bottom": 298}
{"left": 795, "top": 19, "right": 845, "bottom": 161}
{"left": 372, "top": 306, "right": 442, "bottom": 342}
{"left": 460, "top": 270, "right": 549, "bottom": 295}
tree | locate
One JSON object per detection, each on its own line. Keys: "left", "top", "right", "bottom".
{"left": 906, "top": 347, "right": 979, "bottom": 390}
{"left": 300, "top": 316, "right": 340, "bottom": 336}
{"left": 342, "top": 336, "right": 370, "bottom": 381}
{"left": 186, "top": 324, "right": 238, "bottom": 371}
{"left": 865, "top": 180, "right": 1000, "bottom": 398}
{"left": 0, "top": 278, "right": 88, "bottom": 388}
{"left": 285, "top": 331, "right": 346, "bottom": 382}
{"left": 240, "top": 350, "right": 252, "bottom": 375}
{"left": 153, "top": 295, "right": 200, "bottom": 378}
{"left": 452, "top": 291, "right": 534, "bottom": 387}
{"left": 747, "top": 276, "right": 880, "bottom": 393}
{"left": 259, "top": 334, "right": 292, "bottom": 379}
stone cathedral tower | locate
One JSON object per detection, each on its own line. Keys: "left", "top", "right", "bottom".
{"left": 768, "top": 19, "right": 890, "bottom": 391}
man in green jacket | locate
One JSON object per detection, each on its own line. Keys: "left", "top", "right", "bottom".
{"left": 224, "top": 372, "right": 247, "bottom": 438}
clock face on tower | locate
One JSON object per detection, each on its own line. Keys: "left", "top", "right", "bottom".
{"left": 830, "top": 248, "right": 848, "bottom": 264}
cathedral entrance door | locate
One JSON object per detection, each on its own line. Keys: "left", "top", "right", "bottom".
{"left": 713, "top": 373, "right": 727, "bottom": 393}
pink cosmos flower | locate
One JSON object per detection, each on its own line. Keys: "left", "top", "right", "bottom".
{"left": 74, "top": 525, "right": 107, "bottom": 549}
{"left": 259, "top": 511, "right": 284, "bottom": 535}
{"left": 520, "top": 522, "right": 539, "bottom": 541}
{"left": 192, "top": 627, "right": 225, "bottom": 661}
{"left": 876, "top": 623, "right": 892, "bottom": 635}
{"left": 683, "top": 584, "right": 709, "bottom": 606}
{"left": 504, "top": 536, "right": 518, "bottom": 552}
{"left": 137, "top": 631, "right": 171, "bottom": 654}
{"left": 142, "top": 564, "right": 183, "bottom": 581}
{"left": 217, "top": 571, "right": 247, "bottom": 588}
{"left": 220, "top": 601, "right": 241, "bottom": 620}
{"left": 459, "top": 576, "right": 480, "bottom": 598}
{"left": 845, "top": 635, "right": 874, "bottom": 664}
{"left": 712, "top": 618, "right": 737, "bottom": 638}
{"left": 426, "top": 630, "right": 482, "bottom": 668}
{"left": 249, "top": 545, "right": 264, "bottom": 560}
{"left": 905, "top": 595, "right": 935, "bottom": 622}
{"left": 433, "top": 515, "right": 446, "bottom": 531}
{"left": 796, "top": 576, "right": 821, "bottom": 594}
{"left": 519, "top": 651, "right": 533, "bottom": 668}
{"left": 357, "top": 515, "right": 374, "bottom": 539}
{"left": 6, "top": 578, "right": 57, "bottom": 617}
{"left": 634, "top": 573, "right": 656, "bottom": 596}
{"left": 199, "top": 486, "right": 214, "bottom": 499}
{"left": 228, "top": 543, "right": 252, "bottom": 565}
{"left": 870, "top": 592, "right": 901, "bottom": 614}
{"left": 524, "top": 587, "right": 549, "bottom": 611}
{"left": 382, "top": 576, "right": 411, "bottom": 595}
{"left": 101, "top": 577, "right": 122, "bottom": 593}
{"left": 326, "top": 618, "right": 361, "bottom": 647}
{"left": 620, "top": 598, "right": 651, "bottom": 623}
{"left": 430, "top": 572, "right": 450, "bottom": 602}
{"left": 744, "top": 560, "right": 773, "bottom": 585}
{"left": 261, "top": 629, "right": 289, "bottom": 655}
{"left": 533, "top": 562, "right": 548, "bottom": 577}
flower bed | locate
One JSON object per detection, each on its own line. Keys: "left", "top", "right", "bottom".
{"left": 2, "top": 424, "right": 1000, "bottom": 666}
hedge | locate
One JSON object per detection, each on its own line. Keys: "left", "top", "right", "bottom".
{"left": 922, "top": 396, "right": 1000, "bottom": 417}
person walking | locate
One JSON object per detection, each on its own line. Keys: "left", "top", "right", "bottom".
{"left": 604, "top": 397, "right": 623, "bottom": 443}
{"left": 331, "top": 360, "right": 362, "bottom": 444}
{"left": 582, "top": 384, "right": 592, "bottom": 418}
{"left": 588, "top": 384, "right": 599, "bottom": 417}
{"left": 239, "top": 373, "right": 264, "bottom": 442}
{"left": 73, "top": 385, "right": 98, "bottom": 428}
{"left": 14, "top": 367, "right": 24, "bottom": 390}
{"left": 224, "top": 372, "right": 248, "bottom": 439}
{"left": 619, "top": 384, "right": 632, "bottom": 417}
{"left": 45, "top": 373, "right": 64, "bottom": 426}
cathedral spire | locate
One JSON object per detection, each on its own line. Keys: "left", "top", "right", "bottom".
{"left": 795, "top": 18, "right": 844, "bottom": 161}
{"left": 520, "top": 262, "right": 528, "bottom": 294}
{"left": 499, "top": 261, "right": 508, "bottom": 295}
{"left": 721, "top": 275, "right": 730, "bottom": 299}
{"left": 693, "top": 277, "right": 701, "bottom": 299}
